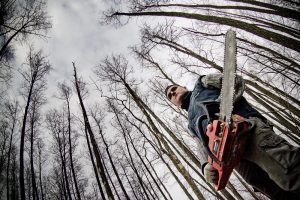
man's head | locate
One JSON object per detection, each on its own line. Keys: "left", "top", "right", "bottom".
{"left": 165, "top": 84, "right": 188, "bottom": 107}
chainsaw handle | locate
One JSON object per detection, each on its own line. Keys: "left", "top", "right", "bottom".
{"left": 196, "top": 115, "right": 221, "bottom": 165}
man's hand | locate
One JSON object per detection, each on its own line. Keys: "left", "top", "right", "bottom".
{"left": 204, "top": 163, "right": 219, "bottom": 184}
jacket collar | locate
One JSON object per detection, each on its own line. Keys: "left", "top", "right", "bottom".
{"left": 180, "top": 91, "right": 192, "bottom": 111}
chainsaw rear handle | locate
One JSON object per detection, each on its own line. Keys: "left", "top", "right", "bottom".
{"left": 196, "top": 115, "right": 221, "bottom": 166}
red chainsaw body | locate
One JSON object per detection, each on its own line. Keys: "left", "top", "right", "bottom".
{"left": 206, "top": 115, "right": 249, "bottom": 190}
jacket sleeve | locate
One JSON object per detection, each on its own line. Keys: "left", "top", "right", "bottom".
{"left": 194, "top": 136, "right": 209, "bottom": 174}
{"left": 189, "top": 125, "right": 209, "bottom": 174}
{"left": 202, "top": 73, "right": 245, "bottom": 103}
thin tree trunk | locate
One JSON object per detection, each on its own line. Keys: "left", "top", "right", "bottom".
{"left": 124, "top": 121, "right": 170, "bottom": 200}
{"left": 124, "top": 85, "right": 205, "bottom": 199}
{"left": 84, "top": 127, "right": 107, "bottom": 200}
{"left": 246, "top": 87, "right": 299, "bottom": 135}
{"left": 91, "top": 113, "right": 131, "bottom": 200}
{"left": 144, "top": 155, "right": 173, "bottom": 200}
{"left": 73, "top": 63, "right": 115, "bottom": 200}
{"left": 37, "top": 141, "right": 45, "bottom": 200}
{"left": 20, "top": 76, "right": 35, "bottom": 200}
{"left": 228, "top": 0, "right": 300, "bottom": 21}
{"left": 60, "top": 164, "right": 68, "bottom": 200}
{"left": 30, "top": 124, "right": 39, "bottom": 200}
{"left": 11, "top": 153, "right": 19, "bottom": 200}
{"left": 226, "top": 182, "right": 244, "bottom": 200}
{"left": 143, "top": 2, "right": 300, "bottom": 21}
{"left": 57, "top": 127, "right": 72, "bottom": 200}
{"left": 233, "top": 171, "right": 261, "bottom": 200}
{"left": 6, "top": 134, "right": 13, "bottom": 200}
{"left": 6, "top": 102, "right": 18, "bottom": 200}
{"left": 101, "top": 155, "right": 121, "bottom": 200}
{"left": 117, "top": 122, "right": 151, "bottom": 199}
{"left": 113, "top": 11, "right": 300, "bottom": 52}
{"left": 119, "top": 161, "right": 139, "bottom": 200}
{"left": 109, "top": 102, "right": 171, "bottom": 200}
{"left": 142, "top": 169, "right": 159, "bottom": 200}
{"left": 66, "top": 98, "right": 81, "bottom": 200}
{"left": 121, "top": 100, "right": 222, "bottom": 199}
{"left": 29, "top": 101, "right": 39, "bottom": 200}
{"left": 158, "top": 149, "right": 196, "bottom": 200}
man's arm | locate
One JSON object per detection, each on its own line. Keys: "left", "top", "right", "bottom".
{"left": 201, "top": 73, "right": 245, "bottom": 103}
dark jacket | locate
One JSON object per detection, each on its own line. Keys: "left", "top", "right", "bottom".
{"left": 182, "top": 76, "right": 300, "bottom": 199}
{"left": 182, "top": 75, "right": 263, "bottom": 168}
{"left": 184, "top": 76, "right": 262, "bottom": 143}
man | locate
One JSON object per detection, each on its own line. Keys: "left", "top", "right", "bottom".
{"left": 165, "top": 73, "right": 300, "bottom": 199}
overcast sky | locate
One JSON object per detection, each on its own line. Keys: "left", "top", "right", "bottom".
{"left": 14, "top": 0, "right": 140, "bottom": 86}
{"left": 10, "top": 0, "right": 147, "bottom": 109}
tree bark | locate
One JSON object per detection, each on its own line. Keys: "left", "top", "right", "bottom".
{"left": 20, "top": 73, "right": 35, "bottom": 200}
{"left": 84, "top": 127, "right": 107, "bottom": 200}
{"left": 113, "top": 11, "right": 300, "bottom": 52}
{"left": 66, "top": 97, "right": 81, "bottom": 200}
{"left": 73, "top": 63, "right": 115, "bottom": 200}
{"left": 29, "top": 102, "right": 39, "bottom": 200}
{"left": 91, "top": 111, "right": 131, "bottom": 200}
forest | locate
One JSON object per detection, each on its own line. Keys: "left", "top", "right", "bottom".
{"left": 0, "top": 0, "right": 299, "bottom": 199}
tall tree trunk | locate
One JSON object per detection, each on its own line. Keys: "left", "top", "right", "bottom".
{"left": 144, "top": 155, "right": 173, "bottom": 200}
{"left": 20, "top": 76, "right": 35, "bottom": 200}
{"left": 37, "top": 141, "right": 45, "bottom": 200}
{"left": 73, "top": 64, "right": 115, "bottom": 200}
{"left": 121, "top": 99, "right": 223, "bottom": 199}
{"left": 232, "top": 171, "right": 261, "bottom": 200}
{"left": 119, "top": 161, "right": 139, "bottom": 200}
{"left": 66, "top": 98, "right": 81, "bottom": 200}
{"left": 101, "top": 156, "right": 121, "bottom": 200}
{"left": 143, "top": 2, "right": 300, "bottom": 21}
{"left": 228, "top": 0, "right": 300, "bottom": 21}
{"left": 84, "top": 128, "right": 107, "bottom": 200}
{"left": 91, "top": 112, "right": 131, "bottom": 200}
{"left": 6, "top": 102, "right": 18, "bottom": 200}
{"left": 119, "top": 126, "right": 151, "bottom": 199}
{"left": 109, "top": 102, "right": 169, "bottom": 200}
{"left": 29, "top": 102, "right": 39, "bottom": 200}
{"left": 113, "top": 11, "right": 300, "bottom": 52}
{"left": 143, "top": 170, "right": 159, "bottom": 200}
{"left": 60, "top": 164, "right": 68, "bottom": 200}
{"left": 57, "top": 128, "right": 72, "bottom": 200}
{"left": 246, "top": 88, "right": 299, "bottom": 135}
{"left": 124, "top": 85, "right": 205, "bottom": 200}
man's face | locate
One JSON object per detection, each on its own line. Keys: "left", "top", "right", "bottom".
{"left": 166, "top": 85, "right": 188, "bottom": 106}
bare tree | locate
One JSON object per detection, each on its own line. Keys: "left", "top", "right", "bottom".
{"left": 90, "top": 104, "right": 131, "bottom": 200}
{"left": 0, "top": 0, "right": 51, "bottom": 60}
{"left": 106, "top": 3, "right": 300, "bottom": 52}
{"left": 1, "top": 100, "right": 19, "bottom": 200}
{"left": 83, "top": 126, "right": 107, "bottom": 200}
{"left": 57, "top": 82, "right": 82, "bottom": 200}
{"left": 73, "top": 63, "right": 115, "bottom": 200}
{"left": 19, "top": 48, "right": 50, "bottom": 200}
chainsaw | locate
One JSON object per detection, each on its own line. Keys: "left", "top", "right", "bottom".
{"left": 205, "top": 30, "right": 251, "bottom": 191}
